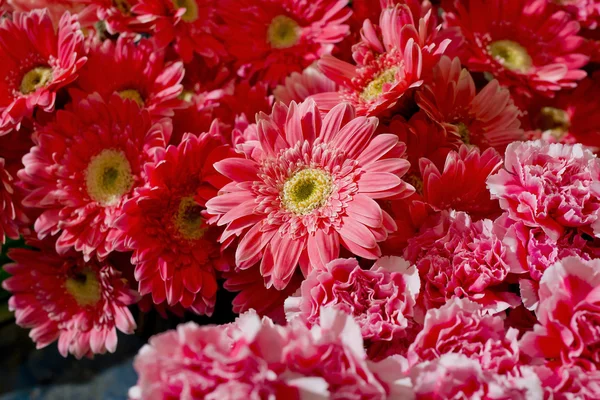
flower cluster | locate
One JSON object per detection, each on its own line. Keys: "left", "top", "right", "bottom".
{"left": 0, "top": 0, "right": 599, "bottom": 398}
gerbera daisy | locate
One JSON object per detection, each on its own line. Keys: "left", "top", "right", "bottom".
{"left": 2, "top": 238, "right": 138, "bottom": 359}
{"left": 548, "top": 0, "right": 600, "bottom": 30}
{"left": 416, "top": 56, "right": 525, "bottom": 152}
{"left": 206, "top": 99, "right": 413, "bottom": 290}
{"left": 442, "top": 0, "right": 589, "bottom": 98}
{"left": 71, "top": 35, "right": 185, "bottom": 119}
{"left": 218, "top": 0, "right": 351, "bottom": 86}
{"left": 0, "top": 10, "right": 87, "bottom": 134}
{"left": 1, "top": 158, "right": 25, "bottom": 244}
{"left": 113, "top": 128, "right": 233, "bottom": 315}
{"left": 313, "top": 3, "right": 451, "bottom": 117}
{"left": 87, "top": 0, "right": 145, "bottom": 34}
{"left": 132, "top": 0, "right": 225, "bottom": 63}
{"left": 273, "top": 64, "right": 337, "bottom": 105}
{"left": 524, "top": 73, "right": 600, "bottom": 148}
{"left": 19, "top": 93, "right": 170, "bottom": 260}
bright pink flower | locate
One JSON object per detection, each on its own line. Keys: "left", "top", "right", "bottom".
{"left": 549, "top": 0, "right": 600, "bottom": 30}
{"left": 206, "top": 100, "right": 413, "bottom": 290}
{"left": 487, "top": 141, "right": 600, "bottom": 241}
{"left": 129, "top": 311, "right": 329, "bottom": 400}
{"left": 314, "top": 4, "right": 450, "bottom": 116}
{"left": 404, "top": 210, "right": 521, "bottom": 312}
{"left": 19, "top": 94, "right": 170, "bottom": 260}
{"left": 521, "top": 257, "right": 600, "bottom": 371}
{"left": 0, "top": 158, "right": 27, "bottom": 244}
{"left": 71, "top": 36, "right": 185, "bottom": 119}
{"left": 0, "top": 10, "right": 86, "bottom": 134}
{"left": 442, "top": 0, "right": 589, "bottom": 98}
{"left": 416, "top": 56, "right": 525, "bottom": 152}
{"left": 274, "top": 64, "right": 337, "bottom": 105}
{"left": 89, "top": 0, "right": 145, "bottom": 34}
{"left": 525, "top": 73, "right": 600, "bottom": 148}
{"left": 419, "top": 145, "right": 503, "bottom": 220}
{"left": 285, "top": 256, "right": 421, "bottom": 361}
{"left": 535, "top": 364, "right": 600, "bottom": 400}
{"left": 9, "top": 0, "right": 96, "bottom": 28}
{"left": 409, "top": 353, "right": 543, "bottom": 400}
{"left": 218, "top": 0, "right": 351, "bottom": 87}
{"left": 408, "top": 298, "right": 520, "bottom": 374}
{"left": 114, "top": 130, "right": 232, "bottom": 315}
{"left": 132, "top": 0, "right": 225, "bottom": 63}
{"left": 2, "top": 238, "right": 138, "bottom": 359}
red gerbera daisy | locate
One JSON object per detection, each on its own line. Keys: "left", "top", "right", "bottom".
{"left": 71, "top": 36, "right": 185, "bottom": 119}
{"left": 113, "top": 128, "right": 233, "bottom": 315}
{"left": 19, "top": 93, "right": 170, "bottom": 260}
{"left": 87, "top": 0, "right": 145, "bottom": 34}
{"left": 0, "top": 10, "right": 87, "bottom": 134}
{"left": 132, "top": 0, "right": 225, "bottom": 63}
{"left": 313, "top": 3, "right": 451, "bottom": 117}
{"left": 2, "top": 238, "right": 138, "bottom": 359}
{"left": 218, "top": 0, "right": 351, "bottom": 87}
{"left": 206, "top": 99, "right": 414, "bottom": 290}
{"left": 442, "top": 0, "right": 589, "bottom": 98}
{"left": 416, "top": 56, "right": 525, "bottom": 152}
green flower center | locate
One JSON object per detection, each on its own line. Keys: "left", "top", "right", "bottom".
{"left": 20, "top": 67, "right": 52, "bottom": 95}
{"left": 539, "top": 107, "right": 571, "bottom": 140}
{"left": 174, "top": 196, "right": 206, "bottom": 240}
{"left": 267, "top": 15, "right": 300, "bottom": 49}
{"left": 455, "top": 122, "right": 471, "bottom": 145}
{"left": 361, "top": 67, "right": 398, "bottom": 102}
{"left": 172, "top": 0, "right": 198, "bottom": 22}
{"left": 488, "top": 40, "right": 532, "bottom": 72}
{"left": 113, "top": 0, "right": 132, "bottom": 15}
{"left": 65, "top": 269, "right": 102, "bottom": 307}
{"left": 85, "top": 149, "right": 133, "bottom": 206}
{"left": 282, "top": 168, "right": 332, "bottom": 215}
{"left": 405, "top": 173, "right": 423, "bottom": 195}
{"left": 118, "top": 89, "right": 145, "bottom": 107}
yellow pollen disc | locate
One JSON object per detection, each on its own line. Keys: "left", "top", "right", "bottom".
{"left": 174, "top": 196, "right": 207, "bottom": 240}
{"left": 113, "top": 0, "right": 132, "bottom": 15}
{"left": 361, "top": 67, "right": 398, "bottom": 102}
{"left": 172, "top": 0, "right": 199, "bottom": 23}
{"left": 488, "top": 40, "right": 532, "bottom": 72}
{"left": 20, "top": 67, "right": 52, "bottom": 95}
{"left": 65, "top": 269, "right": 102, "bottom": 307}
{"left": 178, "top": 90, "right": 194, "bottom": 103}
{"left": 85, "top": 149, "right": 133, "bottom": 206}
{"left": 118, "top": 89, "right": 145, "bottom": 107}
{"left": 539, "top": 106, "right": 571, "bottom": 140}
{"left": 405, "top": 173, "right": 423, "bottom": 195}
{"left": 455, "top": 122, "right": 471, "bottom": 145}
{"left": 267, "top": 15, "right": 300, "bottom": 49}
{"left": 282, "top": 168, "right": 332, "bottom": 215}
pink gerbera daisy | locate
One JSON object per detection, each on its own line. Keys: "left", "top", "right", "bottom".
{"left": 114, "top": 129, "right": 233, "bottom": 315}
{"left": 1, "top": 158, "right": 26, "bottom": 244}
{"left": 71, "top": 36, "right": 185, "bottom": 119}
{"left": 19, "top": 93, "right": 170, "bottom": 260}
{"left": 132, "top": 0, "right": 225, "bottom": 63}
{"left": 273, "top": 64, "right": 337, "bottom": 105}
{"left": 416, "top": 56, "right": 525, "bottom": 152}
{"left": 2, "top": 238, "right": 138, "bottom": 359}
{"left": 206, "top": 99, "right": 413, "bottom": 290}
{"left": 87, "top": 0, "right": 145, "bottom": 34}
{"left": 549, "top": 0, "right": 600, "bottom": 30}
{"left": 0, "top": 10, "right": 87, "bottom": 134}
{"left": 442, "top": 0, "right": 589, "bottom": 98}
{"left": 218, "top": 0, "right": 351, "bottom": 87}
{"left": 313, "top": 3, "right": 451, "bottom": 117}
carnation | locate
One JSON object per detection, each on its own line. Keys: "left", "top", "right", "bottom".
{"left": 285, "top": 256, "right": 421, "bottom": 360}
{"left": 487, "top": 141, "right": 600, "bottom": 241}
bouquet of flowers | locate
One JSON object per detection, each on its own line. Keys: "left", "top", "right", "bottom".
{"left": 1, "top": 0, "right": 600, "bottom": 398}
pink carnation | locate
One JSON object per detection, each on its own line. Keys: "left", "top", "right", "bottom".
{"left": 520, "top": 256, "right": 600, "bottom": 371}
{"left": 487, "top": 141, "right": 600, "bottom": 241}
{"left": 408, "top": 298, "right": 520, "bottom": 375}
{"left": 285, "top": 256, "right": 421, "bottom": 360}
{"left": 410, "top": 353, "right": 542, "bottom": 400}
{"left": 404, "top": 210, "right": 520, "bottom": 312}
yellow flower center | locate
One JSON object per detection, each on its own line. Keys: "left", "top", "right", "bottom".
{"left": 455, "top": 122, "right": 471, "bottom": 145}
{"left": 65, "top": 269, "right": 102, "bottom": 307}
{"left": 488, "top": 40, "right": 532, "bottom": 72}
{"left": 178, "top": 89, "right": 194, "bottom": 103}
{"left": 361, "top": 67, "right": 398, "bottom": 102}
{"left": 20, "top": 67, "right": 52, "bottom": 95}
{"left": 267, "top": 15, "right": 300, "bottom": 49}
{"left": 282, "top": 168, "right": 332, "bottom": 215}
{"left": 539, "top": 107, "right": 571, "bottom": 140}
{"left": 118, "top": 89, "right": 145, "bottom": 107}
{"left": 172, "top": 0, "right": 199, "bottom": 23}
{"left": 174, "top": 196, "right": 206, "bottom": 240}
{"left": 85, "top": 149, "right": 134, "bottom": 206}
{"left": 113, "top": 0, "right": 132, "bottom": 15}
